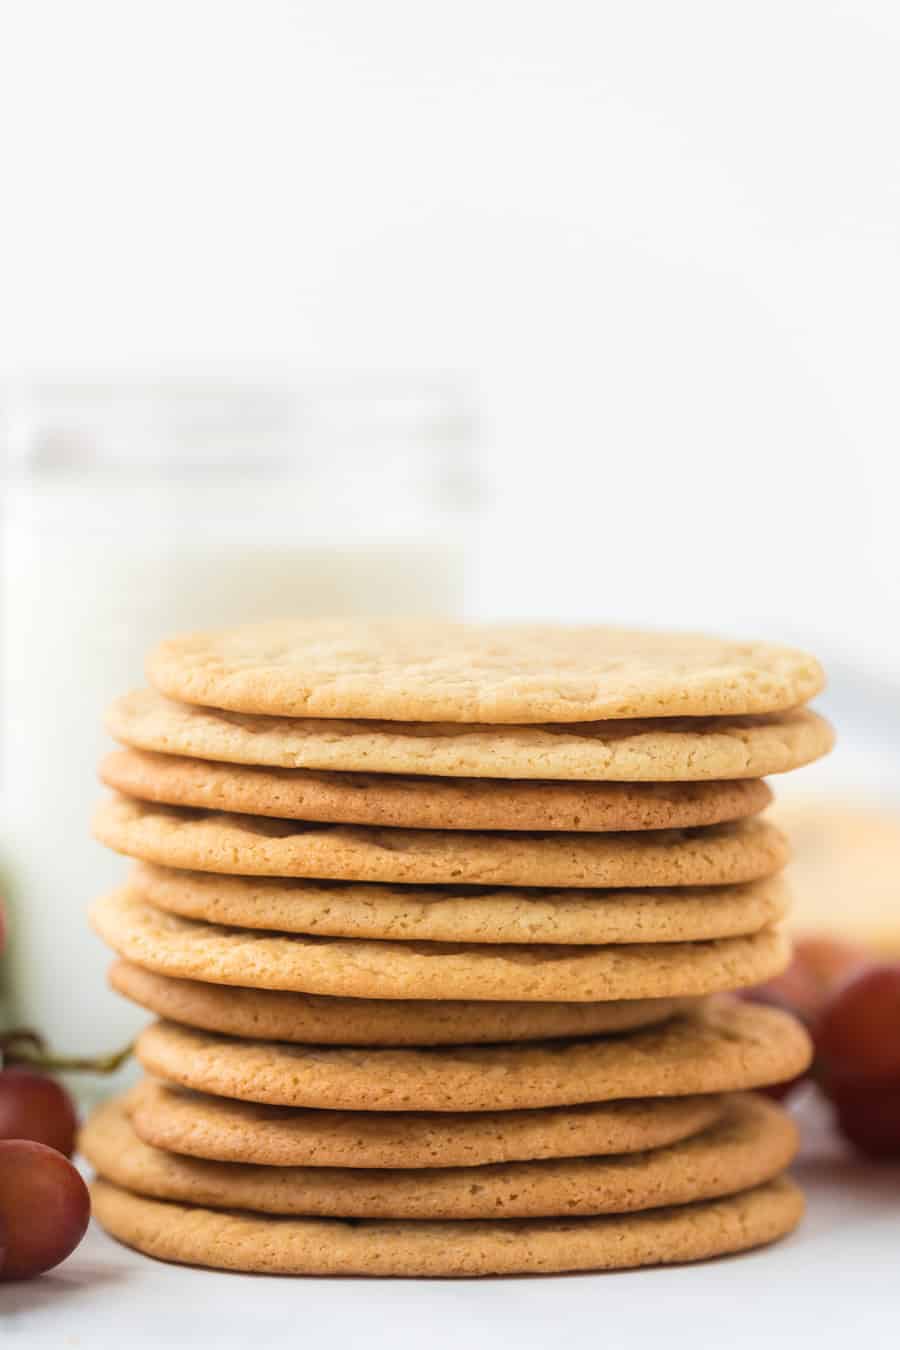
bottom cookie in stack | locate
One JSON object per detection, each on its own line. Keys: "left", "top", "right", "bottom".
{"left": 83, "top": 999, "right": 811, "bottom": 1276}
{"left": 89, "top": 1176, "right": 804, "bottom": 1277}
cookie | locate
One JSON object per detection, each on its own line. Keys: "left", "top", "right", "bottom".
{"left": 147, "top": 618, "right": 825, "bottom": 722}
{"left": 92, "top": 892, "right": 790, "bottom": 1002}
{"left": 129, "top": 1078, "right": 725, "bottom": 1168}
{"left": 110, "top": 960, "right": 692, "bottom": 1045}
{"left": 779, "top": 800, "right": 900, "bottom": 953}
{"left": 100, "top": 749, "right": 773, "bottom": 833}
{"left": 134, "top": 1001, "right": 813, "bottom": 1111}
{"left": 93, "top": 797, "right": 790, "bottom": 888}
{"left": 90, "top": 1175, "right": 804, "bottom": 1275}
{"left": 109, "top": 689, "right": 834, "bottom": 781}
{"left": 82, "top": 1093, "right": 796, "bottom": 1220}
{"left": 127, "top": 864, "right": 789, "bottom": 947}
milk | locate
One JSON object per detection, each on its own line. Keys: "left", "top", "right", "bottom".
{"left": 1, "top": 464, "right": 466, "bottom": 1054}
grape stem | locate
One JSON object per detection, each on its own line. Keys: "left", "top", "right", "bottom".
{"left": 0, "top": 1028, "right": 45, "bottom": 1055}
{"left": 0, "top": 1029, "right": 133, "bottom": 1074}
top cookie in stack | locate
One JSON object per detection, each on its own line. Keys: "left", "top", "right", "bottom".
{"left": 86, "top": 620, "right": 830, "bottom": 1278}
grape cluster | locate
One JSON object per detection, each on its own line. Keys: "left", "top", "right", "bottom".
{"left": 1, "top": 908, "right": 90, "bottom": 1281}
{"left": 744, "top": 937, "right": 900, "bottom": 1157}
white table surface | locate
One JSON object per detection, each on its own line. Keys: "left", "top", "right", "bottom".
{"left": 3, "top": 1094, "right": 898, "bottom": 1350}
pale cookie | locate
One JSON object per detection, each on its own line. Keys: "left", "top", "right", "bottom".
{"left": 100, "top": 749, "right": 773, "bottom": 833}
{"left": 93, "top": 797, "right": 789, "bottom": 888}
{"left": 135, "top": 1001, "right": 813, "bottom": 1111}
{"left": 109, "top": 689, "right": 834, "bottom": 781}
{"left": 90, "top": 1175, "right": 805, "bottom": 1276}
{"left": 82, "top": 1093, "right": 796, "bottom": 1220}
{"left": 110, "top": 961, "right": 691, "bottom": 1046}
{"left": 92, "top": 892, "right": 790, "bottom": 1002}
{"left": 129, "top": 1078, "right": 725, "bottom": 1168}
{"left": 127, "top": 863, "right": 789, "bottom": 946}
{"left": 147, "top": 618, "right": 825, "bottom": 722}
{"left": 779, "top": 799, "right": 900, "bottom": 954}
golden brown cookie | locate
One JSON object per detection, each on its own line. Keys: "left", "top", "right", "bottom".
{"left": 147, "top": 618, "right": 825, "bottom": 721}
{"left": 93, "top": 797, "right": 790, "bottom": 888}
{"left": 134, "top": 1000, "right": 813, "bottom": 1112}
{"left": 90, "top": 1175, "right": 805, "bottom": 1275}
{"left": 100, "top": 749, "right": 773, "bottom": 832}
{"left": 82, "top": 1093, "right": 796, "bottom": 1220}
{"left": 129, "top": 1078, "right": 725, "bottom": 1168}
{"left": 92, "top": 892, "right": 790, "bottom": 1002}
{"left": 110, "top": 960, "right": 692, "bottom": 1045}
{"left": 127, "top": 864, "right": 790, "bottom": 947}
{"left": 109, "top": 689, "right": 834, "bottom": 781}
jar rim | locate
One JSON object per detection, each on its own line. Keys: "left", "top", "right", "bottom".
{"left": 2, "top": 373, "right": 476, "bottom": 471}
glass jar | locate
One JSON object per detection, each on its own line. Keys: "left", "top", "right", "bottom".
{"left": 0, "top": 376, "right": 479, "bottom": 1054}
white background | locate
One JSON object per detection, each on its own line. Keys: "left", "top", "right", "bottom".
{"left": 3, "top": 0, "right": 900, "bottom": 667}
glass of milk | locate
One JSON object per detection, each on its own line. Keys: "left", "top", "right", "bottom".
{"left": 0, "top": 376, "right": 479, "bottom": 1055}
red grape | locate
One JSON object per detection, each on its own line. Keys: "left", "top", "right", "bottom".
{"left": 796, "top": 936, "right": 871, "bottom": 991}
{"left": 743, "top": 936, "right": 869, "bottom": 1027}
{"left": 0, "top": 1140, "right": 90, "bottom": 1280}
{"left": 828, "top": 1078, "right": 900, "bottom": 1159}
{"left": 739, "top": 937, "right": 869, "bottom": 1100}
{"left": 0, "top": 1070, "right": 78, "bottom": 1157}
{"left": 817, "top": 963, "right": 900, "bottom": 1085}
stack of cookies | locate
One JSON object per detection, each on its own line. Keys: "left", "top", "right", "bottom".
{"left": 84, "top": 620, "right": 832, "bottom": 1278}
